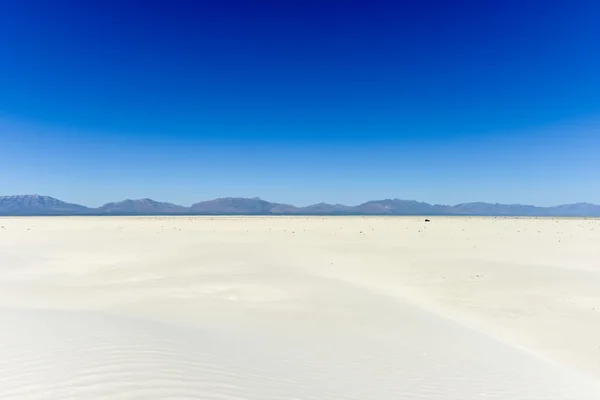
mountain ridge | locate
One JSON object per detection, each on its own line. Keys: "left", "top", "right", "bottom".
{"left": 1, "top": 195, "right": 600, "bottom": 216}
{"left": 0, "top": 195, "right": 89, "bottom": 215}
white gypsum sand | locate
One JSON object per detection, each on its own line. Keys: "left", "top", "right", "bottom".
{"left": 0, "top": 216, "right": 599, "bottom": 399}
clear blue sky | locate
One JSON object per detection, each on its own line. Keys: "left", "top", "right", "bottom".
{"left": 1, "top": 0, "right": 599, "bottom": 207}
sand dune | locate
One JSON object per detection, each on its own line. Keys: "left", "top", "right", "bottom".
{"left": 1, "top": 216, "right": 599, "bottom": 399}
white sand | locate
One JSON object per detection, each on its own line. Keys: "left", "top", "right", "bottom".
{"left": 1, "top": 216, "right": 599, "bottom": 399}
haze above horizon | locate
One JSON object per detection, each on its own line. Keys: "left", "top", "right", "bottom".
{"left": 1, "top": 0, "right": 599, "bottom": 207}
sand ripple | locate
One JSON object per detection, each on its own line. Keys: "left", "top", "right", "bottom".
{"left": 2, "top": 307, "right": 599, "bottom": 400}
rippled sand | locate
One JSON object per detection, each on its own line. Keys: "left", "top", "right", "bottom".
{"left": 1, "top": 216, "right": 599, "bottom": 399}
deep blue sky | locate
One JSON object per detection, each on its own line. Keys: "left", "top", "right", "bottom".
{"left": 1, "top": 0, "right": 599, "bottom": 206}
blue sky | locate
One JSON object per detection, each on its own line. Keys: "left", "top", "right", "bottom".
{"left": 1, "top": 0, "right": 599, "bottom": 207}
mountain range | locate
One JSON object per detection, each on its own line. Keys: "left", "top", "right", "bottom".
{"left": 1, "top": 195, "right": 599, "bottom": 216}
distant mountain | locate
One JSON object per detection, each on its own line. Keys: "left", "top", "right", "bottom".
{"left": 1, "top": 194, "right": 599, "bottom": 217}
{"left": 546, "top": 203, "right": 600, "bottom": 216}
{"left": 449, "top": 202, "right": 600, "bottom": 216}
{"left": 450, "top": 202, "right": 540, "bottom": 216}
{"left": 298, "top": 202, "right": 352, "bottom": 214}
{"left": 190, "top": 197, "right": 297, "bottom": 214}
{"left": 353, "top": 199, "right": 440, "bottom": 215}
{"left": 0, "top": 195, "right": 90, "bottom": 215}
{"left": 96, "top": 198, "right": 188, "bottom": 214}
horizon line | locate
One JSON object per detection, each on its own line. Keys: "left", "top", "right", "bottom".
{"left": 1, "top": 194, "right": 598, "bottom": 209}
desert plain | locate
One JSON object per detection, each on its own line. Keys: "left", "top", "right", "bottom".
{"left": 1, "top": 216, "right": 599, "bottom": 399}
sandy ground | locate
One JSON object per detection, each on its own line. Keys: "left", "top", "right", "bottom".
{"left": 1, "top": 216, "right": 599, "bottom": 399}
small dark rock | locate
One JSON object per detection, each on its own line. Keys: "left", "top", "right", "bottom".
{"left": 424, "top": 219, "right": 430, "bottom": 222}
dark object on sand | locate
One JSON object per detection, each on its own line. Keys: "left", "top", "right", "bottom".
{"left": 424, "top": 219, "right": 430, "bottom": 222}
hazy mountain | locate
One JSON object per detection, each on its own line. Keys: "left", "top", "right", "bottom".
{"left": 354, "top": 199, "right": 439, "bottom": 215}
{"left": 543, "top": 203, "right": 600, "bottom": 217}
{"left": 449, "top": 202, "right": 600, "bottom": 216}
{"left": 450, "top": 202, "right": 540, "bottom": 216}
{"left": 298, "top": 202, "right": 352, "bottom": 214}
{"left": 96, "top": 198, "right": 188, "bottom": 214}
{"left": 1, "top": 195, "right": 600, "bottom": 216}
{"left": 0, "top": 195, "right": 90, "bottom": 215}
{"left": 190, "top": 197, "right": 297, "bottom": 214}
